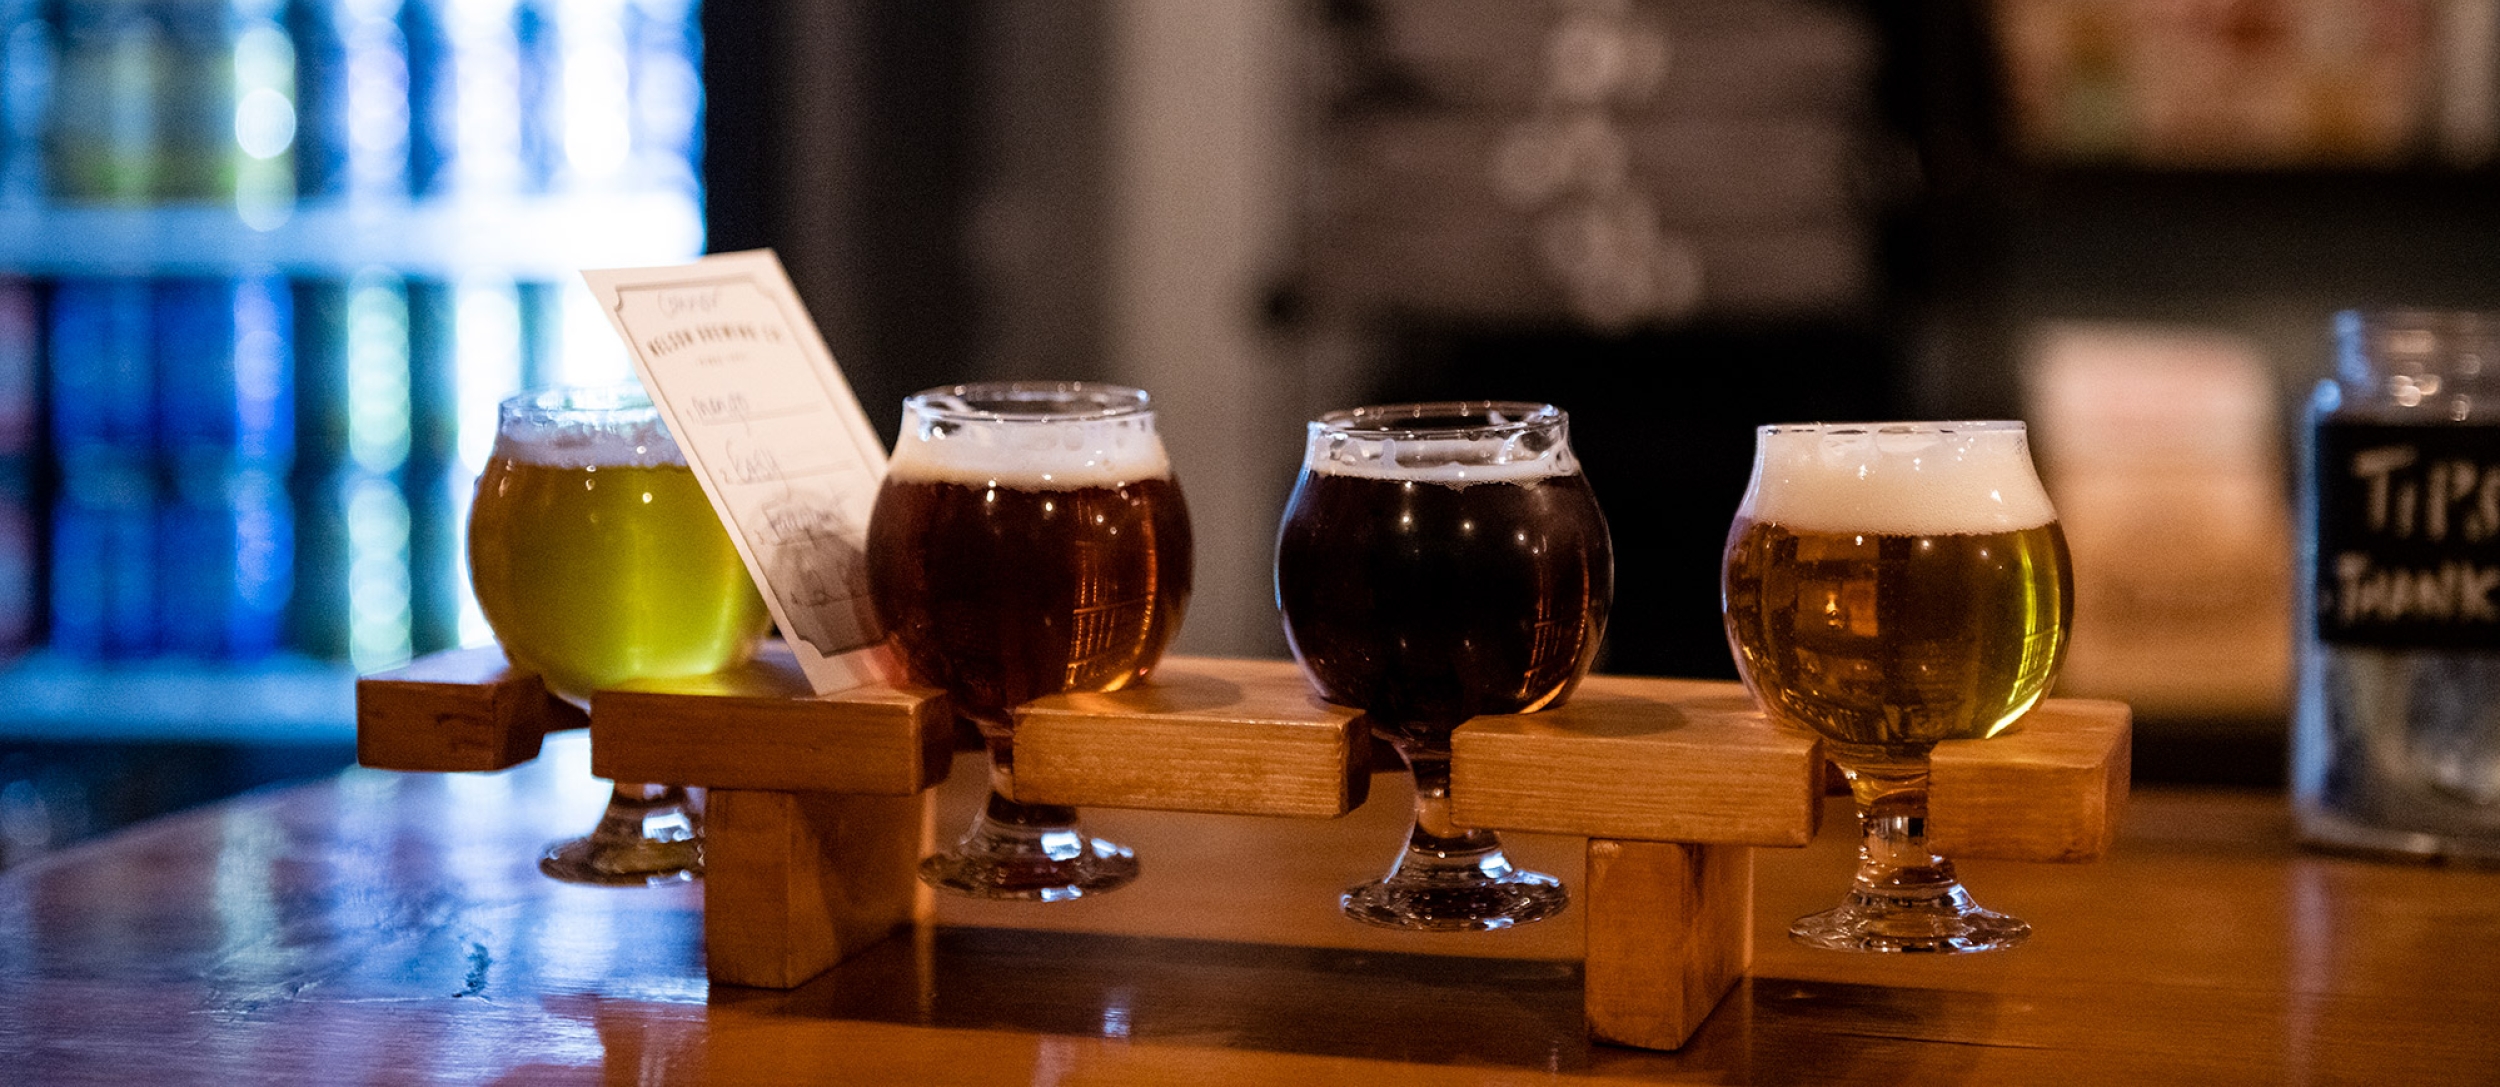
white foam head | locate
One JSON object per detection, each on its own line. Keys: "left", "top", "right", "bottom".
{"left": 1303, "top": 402, "right": 1579, "bottom": 485}
{"left": 1739, "top": 422, "right": 2056, "bottom": 535}
{"left": 492, "top": 385, "right": 685, "bottom": 469}
{"left": 886, "top": 383, "right": 1172, "bottom": 489}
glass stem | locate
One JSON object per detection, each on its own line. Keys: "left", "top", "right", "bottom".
{"left": 979, "top": 721, "right": 1079, "bottom": 829}
{"left": 1398, "top": 740, "right": 1502, "bottom": 858}
{"left": 1839, "top": 752, "right": 1962, "bottom": 904}
{"left": 589, "top": 782, "right": 697, "bottom": 843}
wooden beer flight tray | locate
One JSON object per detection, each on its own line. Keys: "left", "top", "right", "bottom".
{"left": 355, "top": 643, "right": 2129, "bottom": 1052}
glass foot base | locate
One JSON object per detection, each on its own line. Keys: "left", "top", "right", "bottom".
{"left": 1789, "top": 896, "right": 2030, "bottom": 953}
{"left": 537, "top": 784, "right": 703, "bottom": 886}
{"left": 538, "top": 834, "right": 701, "bottom": 887}
{"left": 918, "top": 835, "right": 1138, "bottom": 902}
{"left": 1341, "top": 868, "right": 1567, "bottom": 932}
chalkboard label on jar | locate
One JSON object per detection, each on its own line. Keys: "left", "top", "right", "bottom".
{"left": 2313, "top": 420, "right": 2500, "bottom": 648}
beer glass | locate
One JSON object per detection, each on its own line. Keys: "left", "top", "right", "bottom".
{"left": 867, "top": 382, "right": 1192, "bottom": 900}
{"left": 467, "top": 384, "right": 770, "bottom": 884}
{"left": 1276, "top": 402, "right": 1613, "bottom": 930}
{"left": 1723, "top": 421, "right": 2072, "bottom": 952}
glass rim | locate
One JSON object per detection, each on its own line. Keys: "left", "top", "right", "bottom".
{"left": 903, "top": 380, "right": 1151, "bottom": 422}
{"left": 499, "top": 382, "right": 657, "bottom": 419}
{"left": 1314, "top": 400, "right": 1563, "bottom": 439}
{"left": 1756, "top": 419, "right": 2026, "bottom": 437}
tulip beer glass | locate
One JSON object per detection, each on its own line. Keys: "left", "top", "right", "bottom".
{"left": 1723, "top": 421, "right": 2072, "bottom": 952}
{"left": 1276, "top": 401, "right": 1613, "bottom": 930}
{"left": 467, "top": 384, "right": 771, "bottom": 884}
{"left": 867, "top": 382, "right": 1192, "bottom": 900}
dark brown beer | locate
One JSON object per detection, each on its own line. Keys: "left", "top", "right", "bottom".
{"left": 868, "top": 475, "right": 1191, "bottom": 717}
{"left": 1275, "top": 469, "right": 1611, "bottom": 738}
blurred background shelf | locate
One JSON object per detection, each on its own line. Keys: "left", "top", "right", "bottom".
{"left": 0, "top": 193, "right": 703, "bottom": 277}
{"left": 0, "top": 651, "right": 353, "bottom": 743}
{"left": 0, "top": 0, "right": 705, "bottom": 871}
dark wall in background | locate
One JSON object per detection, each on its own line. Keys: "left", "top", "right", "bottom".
{"left": 1359, "top": 320, "right": 1902, "bottom": 682}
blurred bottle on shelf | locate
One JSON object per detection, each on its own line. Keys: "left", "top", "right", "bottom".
{"left": 0, "top": 274, "right": 35, "bottom": 454}
{"left": 405, "top": 0, "right": 524, "bottom": 198}
{"left": 155, "top": 273, "right": 293, "bottom": 474}
{"left": 49, "top": 275, "right": 304, "bottom": 662}
{"left": 522, "top": 0, "right": 629, "bottom": 194}
{"left": 0, "top": 0, "right": 55, "bottom": 202}
{"left": 289, "top": 0, "right": 407, "bottom": 200}
{"left": 50, "top": 275, "right": 158, "bottom": 659}
{"left": 296, "top": 268, "right": 420, "bottom": 671}
{"left": 51, "top": 463, "right": 155, "bottom": 659}
{"left": 624, "top": 0, "right": 696, "bottom": 195}
{"left": 151, "top": 0, "right": 241, "bottom": 201}
{"left": 401, "top": 276, "right": 457, "bottom": 652}
{"left": 159, "top": 0, "right": 295, "bottom": 213}
{"left": 285, "top": 275, "right": 351, "bottom": 659}
{"left": 49, "top": 276, "right": 153, "bottom": 457}
{"left": 49, "top": 0, "right": 162, "bottom": 202}
{"left": 227, "top": 0, "right": 298, "bottom": 221}
{"left": 154, "top": 273, "right": 294, "bottom": 659}
{"left": 0, "top": 277, "right": 36, "bottom": 657}
{"left": 159, "top": 464, "right": 290, "bottom": 658}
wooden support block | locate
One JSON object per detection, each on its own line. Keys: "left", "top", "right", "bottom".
{"left": 355, "top": 646, "right": 585, "bottom": 772}
{"left": 1930, "top": 698, "right": 2132, "bottom": 863}
{"left": 1449, "top": 675, "right": 1822, "bottom": 847}
{"left": 1012, "top": 657, "right": 1368, "bottom": 818}
{"left": 703, "top": 788, "right": 926, "bottom": 990}
{"left": 591, "top": 643, "right": 953, "bottom": 796}
{"left": 1584, "top": 838, "right": 1752, "bottom": 1051}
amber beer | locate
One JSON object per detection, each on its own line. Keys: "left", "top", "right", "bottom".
{"left": 866, "top": 385, "right": 1191, "bottom": 721}
{"left": 867, "top": 472, "right": 1192, "bottom": 716}
{"left": 467, "top": 423, "right": 768, "bottom": 701}
{"left": 1275, "top": 462, "right": 1611, "bottom": 739}
{"left": 1722, "top": 424, "right": 2073, "bottom": 750}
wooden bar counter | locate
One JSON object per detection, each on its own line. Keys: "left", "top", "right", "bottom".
{"left": 3, "top": 734, "right": 2495, "bottom": 1084}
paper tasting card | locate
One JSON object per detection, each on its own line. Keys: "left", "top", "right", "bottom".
{"left": 583, "top": 250, "right": 893, "bottom": 694}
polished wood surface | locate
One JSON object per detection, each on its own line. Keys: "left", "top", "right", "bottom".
{"left": 4, "top": 735, "right": 2495, "bottom": 1084}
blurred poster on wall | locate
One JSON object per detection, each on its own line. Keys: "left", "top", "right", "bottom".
{"left": 1988, "top": 0, "right": 2498, "bottom": 167}
{"left": 2026, "top": 321, "right": 2294, "bottom": 722}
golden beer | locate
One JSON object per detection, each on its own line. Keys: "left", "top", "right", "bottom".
{"left": 468, "top": 456, "right": 768, "bottom": 701}
{"left": 1723, "top": 519, "right": 2070, "bottom": 747}
{"left": 1721, "top": 420, "right": 2071, "bottom": 953}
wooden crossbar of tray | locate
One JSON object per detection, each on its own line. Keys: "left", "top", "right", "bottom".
{"left": 355, "top": 645, "right": 2128, "bottom": 1051}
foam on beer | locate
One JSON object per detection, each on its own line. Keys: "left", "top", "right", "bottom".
{"left": 1305, "top": 436, "right": 1579, "bottom": 485}
{"left": 1741, "top": 423, "right": 2057, "bottom": 535}
{"left": 887, "top": 415, "right": 1172, "bottom": 489}
{"left": 494, "top": 417, "right": 686, "bottom": 469}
